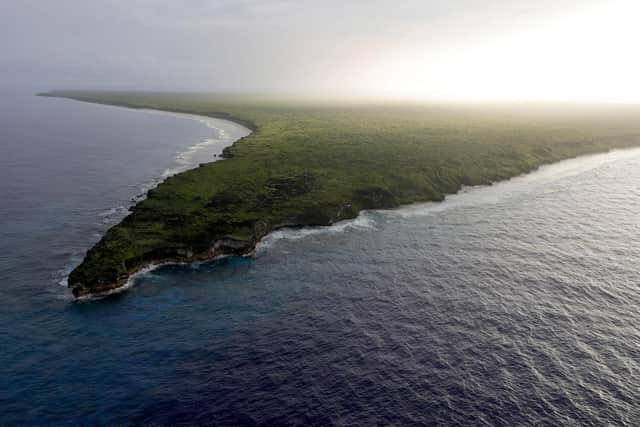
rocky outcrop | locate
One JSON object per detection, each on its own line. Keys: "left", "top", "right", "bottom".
{"left": 69, "top": 237, "right": 255, "bottom": 298}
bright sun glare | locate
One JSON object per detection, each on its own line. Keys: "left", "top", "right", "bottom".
{"left": 356, "top": 1, "right": 640, "bottom": 102}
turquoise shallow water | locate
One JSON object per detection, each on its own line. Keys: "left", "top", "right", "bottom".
{"left": 1, "top": 93, "right": 640, "bottom": 425}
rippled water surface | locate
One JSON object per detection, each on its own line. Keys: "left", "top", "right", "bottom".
{"left": 1, "top": 93, "right": 640, "bottom": 425}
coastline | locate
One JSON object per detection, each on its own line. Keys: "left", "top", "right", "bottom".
{"left": 41, "top": 91, "right": 640, "bottom": 299}
{"left": 37, "top": 98, "right": 255, "bottom": 298}
{"left": 73, "top": 238, "right": 256, "bottom": 299}
{"left": 76, "top": 144, "right": 640, "bottom": 300}
{"left": 37, "top": 92, "right": 258, "bottom": 132}
{"left": 45, "top": 95, "right": 366, "bottom": 299}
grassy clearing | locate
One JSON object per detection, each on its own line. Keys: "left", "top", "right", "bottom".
{"left": 40, "top": 91, "right": 640, "bottom": 293}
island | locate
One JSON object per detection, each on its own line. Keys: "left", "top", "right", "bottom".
{"left": 39, "top": 91, "right": 640, "bottom": 297}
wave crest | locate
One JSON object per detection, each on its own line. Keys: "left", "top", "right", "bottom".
{"left": 256, "top": 214, "right": 377, "bottom": 252}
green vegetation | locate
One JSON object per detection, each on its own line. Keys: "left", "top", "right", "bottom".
{"left": 40, "top": 90, "right": 640, "bottom": 296}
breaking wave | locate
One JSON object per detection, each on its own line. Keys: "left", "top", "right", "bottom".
{"left": 256, "top": 214, "right": 378, "bottom": 252}
{"left": 131, "top": 113, "right": 249, "bottom": 204}
{"left": 385, "top": 147, "right": 640, "bottom": 219}
{"left": 57, "top": 108, "right": 251, "bottom": 296}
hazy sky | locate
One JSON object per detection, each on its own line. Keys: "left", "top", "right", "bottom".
{"left": 2, "top": 0, "right": 638, "bottom": 101}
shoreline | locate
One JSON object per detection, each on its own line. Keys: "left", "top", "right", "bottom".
{"left": 41, "top": 91, "right": 640, "bottom": 300}
{"left": 113, "top": 107, "right": 252, "bottom": 204}
{"left": 73, "top": 140, "right": 640, "bottom": 300}
{"left": 38, "top": 97, "right": 255, "bottom": 299}
{"left": 76, "top": 213, "right": 381, "bottom": 300}
{"left": 73, "top": 239, "right": 256, "bottom": 300}
{"left": 37, "top": 92, "right": 258, "bottom": 132}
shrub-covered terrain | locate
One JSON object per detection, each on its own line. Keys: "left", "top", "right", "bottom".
{"left": 40, "top": 91, "right": 640, "bottom": 296}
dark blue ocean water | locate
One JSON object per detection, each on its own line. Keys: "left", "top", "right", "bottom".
{"left": 1, "top": 93, "right": 640, "bottom": 425}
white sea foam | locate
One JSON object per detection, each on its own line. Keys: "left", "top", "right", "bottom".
{"left": 98, "top": 207, "right": 117, "bottom": 217}
{"left": 126, "top": 111, "right": 250, "bottom": 204}
{"left": 62, "top": 106, "right": 252, "bottom": 301}
{"left": 256, "top": 214, "right": 378, "bottom": 252}
{"left": 55, "top": 261, "right": 77, "bottom": 288}
{"left": 73, "top": 264, "right": 160, "bottom": 302}
{"left": 385, "top": 147, "right": 640, "bottom": 219}
{"left": 98, "top": 205, "right": 127, "bottom": 217}
{"left": 70, "top": 213, "right": 376, "bottom": 299}
{"left": 72, "top": 253, "right": 240, "bottom": 302}
{"left": 92, "top": 109, "right": 251, "bottom": 210}
{"left": 97, "top": 206, "right": 128, "bottom": 224}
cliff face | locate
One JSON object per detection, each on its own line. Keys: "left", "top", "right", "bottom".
{"left": 49, "top": 91, "right": 640, "bottom": 298}
{"left": 69, "top": 238, "right": 256, "bottom": 297}
{"left": 67, "top": 197, "right": 361, "bottom": 297}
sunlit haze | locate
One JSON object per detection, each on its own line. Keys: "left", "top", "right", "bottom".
{"left": 360, "top": 1, "right": 640, "bottom": 102}
{"left": 2, "top": 0, "right": 638, "bottom": 102}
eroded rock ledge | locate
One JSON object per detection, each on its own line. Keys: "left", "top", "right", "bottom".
{"left": 70, "top": 238, "right": 255, "bottom": 298}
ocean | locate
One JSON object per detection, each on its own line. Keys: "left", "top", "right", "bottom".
{"left": 1, "top": 92, "right": 639, "bottom": 425}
